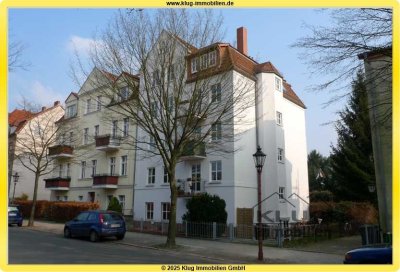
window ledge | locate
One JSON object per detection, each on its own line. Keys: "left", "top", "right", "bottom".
{"left": 208, "top": 181, "right": 222, "bottom": 184}
{"left": 161, "top": 183, "right": 170, "bottom": 187}
{"left": 145, "top": 184, "right": 155, "bottom": 187}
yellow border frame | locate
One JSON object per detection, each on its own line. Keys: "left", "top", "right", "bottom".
{"left": 1, "top": 1, "right": 398, "bottom": 272}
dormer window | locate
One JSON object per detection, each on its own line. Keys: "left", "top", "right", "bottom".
{"left": 66, "top": 104, "right": 77, "bottom": 118}
{"left": 119, "top": 87, "right": 130, "bottom": 101}
{"left": 191, "top": 50, "right": 217, "bottom": 74}
{"left": 191, "top": 57, "right": 199, "bottom": 73}
{"left": 275, "top": 77, "right": 282, "bottom": 92}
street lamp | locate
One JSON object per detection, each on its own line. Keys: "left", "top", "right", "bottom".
{"left": 11, "top": 172, "right": 20, "bottom": 204}
{"left": 253, "top": 145, "right": 266, "bottom": 261}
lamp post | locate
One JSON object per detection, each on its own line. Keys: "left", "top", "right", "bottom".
{"left": 11, "top": 172, "right": 20, "bottom": 204}
{"left": 253, "top": 145, "right": 266, "bottom": 261}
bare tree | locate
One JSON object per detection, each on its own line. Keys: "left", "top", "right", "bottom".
{"left": 72, "top": 9, "right": 255, "bottom": 247}
{"left": 13, "top": 104, "right": 64, "bottom": 226}
{"left": 293, "top": 8, "right": 392, "bottom": 112}
{"left": 9, "top": 38, "right": 30, "bottom": 72}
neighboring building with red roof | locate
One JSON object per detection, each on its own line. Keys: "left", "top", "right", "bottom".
{"left": 8, "top": 101, "right": 64, "bottom": 201}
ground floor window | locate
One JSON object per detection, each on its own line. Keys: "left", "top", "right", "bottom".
{"left": 146, "top": 202, "right": 154, "bottom": 220}
{"left": 118, "top": 195, "right": 125, "bottom": 211}
{"left": 161, "top": 202, "right": 171, "bottom": 221}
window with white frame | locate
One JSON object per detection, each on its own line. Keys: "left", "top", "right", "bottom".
{"left": 208, "top": 50, "right": 217, "bottom": 66}
{"left": 78, "top": 195, "right": 83, "bottom": 202}
{"left": 112, "top": 120, "right": 118, "bottom": 138}
{"left": 151, "top": 102, "right": 158, "bottom": 118}
{"left": 279, "top": 187, "right": 285, "bottom": 199}
{"left": 194, "top": 126, "right": 201, "bottom": 138}
{"left": 276, "top": 111, "right": 283, "bottom": 126}
{"left": 63, "top": 196, "right": 68, "bottom": 202}
{"left": 81, "top": 161, "right": 86, "bottom": 179}
{"left": 86, "top": 99, "right": 92, "bottom": 114}
{"left": 118, "top": 195, "right": 125, "bottom": 211}
{"left": 110, "top": 157, "right": 116, "bottom": 175}
{"left": 92, "top": 160, "right": 97, "bottom": 177}
{"left": 191, "top": 57, "right": 199, "bottom": 73}
{"left": 200, "top": 53, "right": 209, "bottom": 70}
{"left": 149, "top": 136, "right": 156, "bottom": 151}
{"left": 146, "top": 202, "right": 154, "bottom": 220}
{"left": 66, "top": 104, "right": 77, "bottom": 118}
{"left": 152, "top": 70, "right": 160, "bottom": 87}
{"left": 123, "top": 118, "right": 129, "bottom": 137}
{"left": 83, "top": 128, "right": 89, "bottom": 145}
{"left": 58, "top": 164, "right": 63, "bottom": 177}
{"left": 66, "top": 163, "right": 71, "bottom": 177}
{"left": 56, "top": 196, "right": 60, "bottom": 201}
{"left": 97, "top": 96, "right": 102, "bottom": 111}
{"left": 94, "top": 125, "right": 99, "bottom": 137}
{"left": 147, "top": 167, "right": 155, "bottom": 184}
{"left": 163, "top": 167, "right": 169, "bottom": 184}
{"left": 211, "top": 160, "right": 222, "bottom": 181}
{"left": 120, "top": 87, "right": 129, "bottom": 101}
{"left": 211, "top": 83, "right": 221, "bottom": 103}
{"left": 168, "top": 64, "right": 175, "bottom": 81}
{"left": 167, "top": 96, "right": 174, "bottom": 112}
{"left": 278, "top": 148, "right": 284, "bottom": 163}
{"left": 211, "top": 122, "right": 222, "bottom": 141}
{"left": 275, "top": 77, "right": 282, "bottom": 91}
{"left": 161, "top": 202, "right": 171, "bottom": 221}
{"left": 59, "top": 133, "right": 66, "bottom": 144}
{"left": 121, "top": 155, "right": 128, "bottom": 176}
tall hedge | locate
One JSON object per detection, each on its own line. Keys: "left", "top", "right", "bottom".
{"left": 182, "top": 193, "right": 227, "bottom": 223}
{"left": 13, "top": 200, "right": 99, "bottom": 222}
{"left": 107, "top": 197, "right": 122, "bottom": 213}
{"left": 309, "top": 201, "right": 378, "bottom": 224}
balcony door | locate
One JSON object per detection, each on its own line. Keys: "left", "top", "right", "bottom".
{"left": 191, "top": 164, "right": 201, "bottom": 192}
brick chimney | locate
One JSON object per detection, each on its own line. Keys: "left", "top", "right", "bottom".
{"left": 237, "top": 27, "right": 248, "bottom": 55}
{"left": 54, "top": 101, "right": 60, "bottom": 106}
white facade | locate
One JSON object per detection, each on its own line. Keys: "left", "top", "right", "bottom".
{"left": 133, "top": 36, "right": 309, "bottom": 224}
{"left": 46, "top": 69, "right": 138, "bottom": 215}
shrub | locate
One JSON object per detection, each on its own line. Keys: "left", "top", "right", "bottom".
{"left": 182, "top": 193, "right": 227, "bottom": 223}
{"left": 309, "top": 201, "right": 378, "bottom": 225}
{"left": 13, "top": 200, "right": 99, "bottom": 222}
{"left": 107, "top": 197, "right": 122, "bottom": 213}
{"left": 15, "top": 193, "right": 29, "bottom": 201}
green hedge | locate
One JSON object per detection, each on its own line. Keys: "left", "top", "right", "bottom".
{"left": 14, "top": 200, "right": 100, "bottom": 222}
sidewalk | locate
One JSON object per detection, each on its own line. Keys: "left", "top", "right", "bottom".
{"left": 25, "top": 220, "right": 358, "bottom": 264}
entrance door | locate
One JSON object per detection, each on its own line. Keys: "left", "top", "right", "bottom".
{"left": 191, "top": 164, "right": 201, "bottom": 192}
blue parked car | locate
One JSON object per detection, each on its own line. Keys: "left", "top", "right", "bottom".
{"left": 344, "top": 246, "right": 392, "bottom": 264}
{"left": 8, "top": 205, "right": 23, "bottom": 227}
{"left": 64, "top": 210, "right": 126, "bottom": 242}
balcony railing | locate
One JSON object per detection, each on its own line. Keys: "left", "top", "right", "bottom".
{"left": 95, "top": 135, "right": 121, "bottom": 151}
{"left": 48, "top": 144, "right": 73, "bottom": 159}
{"left": 92, "top": 173, "right": 119, "bottom": 189}
{"left": 44, "top": 176, "right": 71, "bottom": 191}
{"left": 177, "top": 178, "right": 206, "bottom": 198}
{"left": 180, "top": 141, "right": 206, "bottom": 161}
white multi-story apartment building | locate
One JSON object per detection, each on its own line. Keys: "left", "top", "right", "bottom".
{"left": 45, "top": 69, "right": 138, "bottom": 215}
{"left": 9, "top": 102, "right": 64, "bottom": 201}
{"left": 134, "top": 27, "right": 309, "bottom": 225}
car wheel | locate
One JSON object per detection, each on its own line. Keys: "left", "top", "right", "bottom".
{"left": 116, "top": 234, "right": 125, "bottom": 240}
{"left": 90, "top": 230, "right": 99, "bottom": 242}
{"left": 64, "top": 227, "right": 72, "bottom": 238}
{"left": 17, "top": 222, "right": 22, "bottom": 227}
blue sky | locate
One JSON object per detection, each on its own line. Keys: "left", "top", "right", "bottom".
{"left": 8, "top": 8, "right": 346, "bottom": 156}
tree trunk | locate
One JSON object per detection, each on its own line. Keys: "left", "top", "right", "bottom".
{"left": 28, "top": 172, "right": 40, "bottom": 227}
{"left": 166, "top": 163, "right": 177, "bottom": 248}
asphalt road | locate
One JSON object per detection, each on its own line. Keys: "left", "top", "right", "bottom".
{"left": 8, "top": 227, "right": 230, "bottom": 264}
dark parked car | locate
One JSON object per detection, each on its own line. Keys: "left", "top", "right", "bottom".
{"left": 64, "top": 210, "right": 126, "bottom": 242}
{"left": 344, "top": 246, "right": 392, "bottom": 264}
{"left": 8, "top": 205, "right": 23, "bottom": 227}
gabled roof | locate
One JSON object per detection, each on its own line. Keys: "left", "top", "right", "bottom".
{"left": 255, "top": 62, "right": 283, "bottom": 78}
{"left": 185, "top": 40, "right": 306, "bottom": 109}
{"left": 9, "top": 109, "right": 34, "bottom": 127}
{"left": 283, "top": 82, "right": 306, "bottom": 109}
